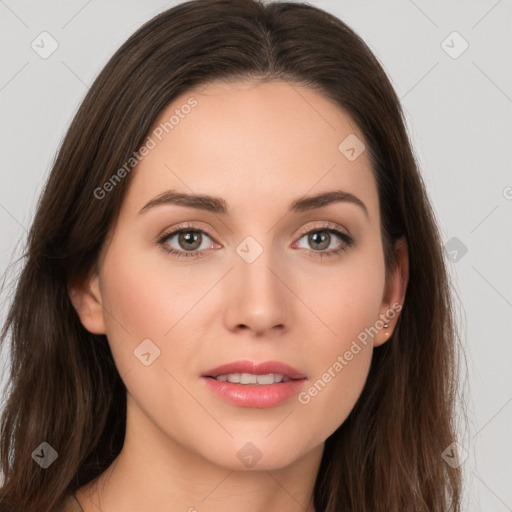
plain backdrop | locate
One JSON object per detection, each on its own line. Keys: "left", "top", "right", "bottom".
{"left": 0, "top": 0, "right": 511, "bottom": 510}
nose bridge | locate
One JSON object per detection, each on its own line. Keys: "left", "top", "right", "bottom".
{"left": 223, "top": 235, "right": 290, "bottom": 335}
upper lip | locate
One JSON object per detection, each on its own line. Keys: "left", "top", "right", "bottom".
{"left": 202, "top": 360, "right": 307, "bottom": 380}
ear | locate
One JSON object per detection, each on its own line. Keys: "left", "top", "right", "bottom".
{"left": 374, "top": 236, "right": 409, "bottom": 346}
{"left": 68, "top": 271, "right": 107, "bottom": 335}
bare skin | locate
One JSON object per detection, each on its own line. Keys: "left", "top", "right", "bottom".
{"left": 71, "top": 79, "right": 408, "bottom": 512}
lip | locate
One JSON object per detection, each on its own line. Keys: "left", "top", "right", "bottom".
{"left": 201, "top": 360, "right": 307, "bottom": 408}
{"left": 201, "top": 360, "right": 307, "bottom": 380}
{"left": 203, "top": 377, "right": 306, "bottom": 408}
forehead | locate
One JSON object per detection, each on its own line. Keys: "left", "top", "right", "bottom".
{"left": 121, "top": 79, "right": 378, "bottom": 219}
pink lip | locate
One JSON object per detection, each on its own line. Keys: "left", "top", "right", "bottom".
{"left": 203, "top": 377, "right": 306, "bottom": 408}
{"left": 201, "top": 360, "right": 306, "bottom": 379}
{"left": 201, "top": 360, "right": 307, "bottom": 408}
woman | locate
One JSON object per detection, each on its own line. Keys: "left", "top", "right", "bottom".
{"left": 0, "top": 0, "right": 463, "bottom": 511}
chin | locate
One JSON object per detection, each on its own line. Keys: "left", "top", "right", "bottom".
{"left": 201, "top": 436, "right": 313, "bottom": 472}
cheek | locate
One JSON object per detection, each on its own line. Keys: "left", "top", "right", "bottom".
{"left": 297, "top": 343, "right": 373, "bottom": 444}
{"left": 97, "top": 244, "right": 207, "bottom": 433}
{"left": 97, "top": 239, "right": 196, "bottom": 370}
{"left": 294, "top": 250, "right": 385, "bottom": 437}
{"left": 305, "top": 244, "right": 386, "bottom": 345}
{"left": 295, "top": 296, "right": 376, "bottom": 446}
{"left": 100, "top": 236, "right": 211, "bottom": 334}
{"left": 98, "top": 238, "right": 227, "bottom": 389}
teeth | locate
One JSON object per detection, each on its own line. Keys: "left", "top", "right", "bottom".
{"left": 241, "top": 373, "right": 257, "bottom": 384}
{"left": 214, "top": 373, "right": 287, "bottom": 384}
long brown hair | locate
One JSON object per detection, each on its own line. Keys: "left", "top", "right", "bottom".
{"left": 0, "top": 1, "right": 463, "bottom": 510}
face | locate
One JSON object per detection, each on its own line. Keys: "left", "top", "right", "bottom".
{"left": 73, "top": 80, "right": 407, "bottom": 471}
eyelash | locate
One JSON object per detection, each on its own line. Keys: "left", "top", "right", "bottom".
{"left": 157, "top": 221, "right": 354, "bottom": 260}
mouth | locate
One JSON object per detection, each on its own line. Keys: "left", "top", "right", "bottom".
{"left": 202, "top": 359, "right": 307, "bottom": 381}
{"left": 201, "top": 360, "right": 307, "bottom": 408}
{"left": 206, "top": 373, "right": 296, "bottom": 384}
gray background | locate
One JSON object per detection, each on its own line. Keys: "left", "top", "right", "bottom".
{"left": 1, "top": 0, "right": 511, "bottom": 509}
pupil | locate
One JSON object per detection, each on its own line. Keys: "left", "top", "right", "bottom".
{"left": 309, "top": 231, "right": 330, "bottom": 250}
{"left": 179, "top": 231, "right": 201, "bottom": 250}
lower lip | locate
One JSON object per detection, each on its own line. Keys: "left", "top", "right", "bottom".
{"left": 202, "top": 377, "right": 307, "bottom": 408}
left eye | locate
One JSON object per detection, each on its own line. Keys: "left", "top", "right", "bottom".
{"left": 295, "top": 228, "right": 350, "bottom": 252}
{"left": 159, "top": 229, "right": 214, "bottom": 256}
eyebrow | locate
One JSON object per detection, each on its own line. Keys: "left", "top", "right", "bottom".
{"left": 139, "top": 189, "right": 368, "bottom": 217}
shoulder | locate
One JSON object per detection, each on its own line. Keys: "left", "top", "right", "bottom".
{"left": 61, "top": 494, "right": 84, "bottom": 512}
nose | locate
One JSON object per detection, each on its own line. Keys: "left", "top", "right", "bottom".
{"left": 222, "top": 247, "right": 291, "bottom": 337}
